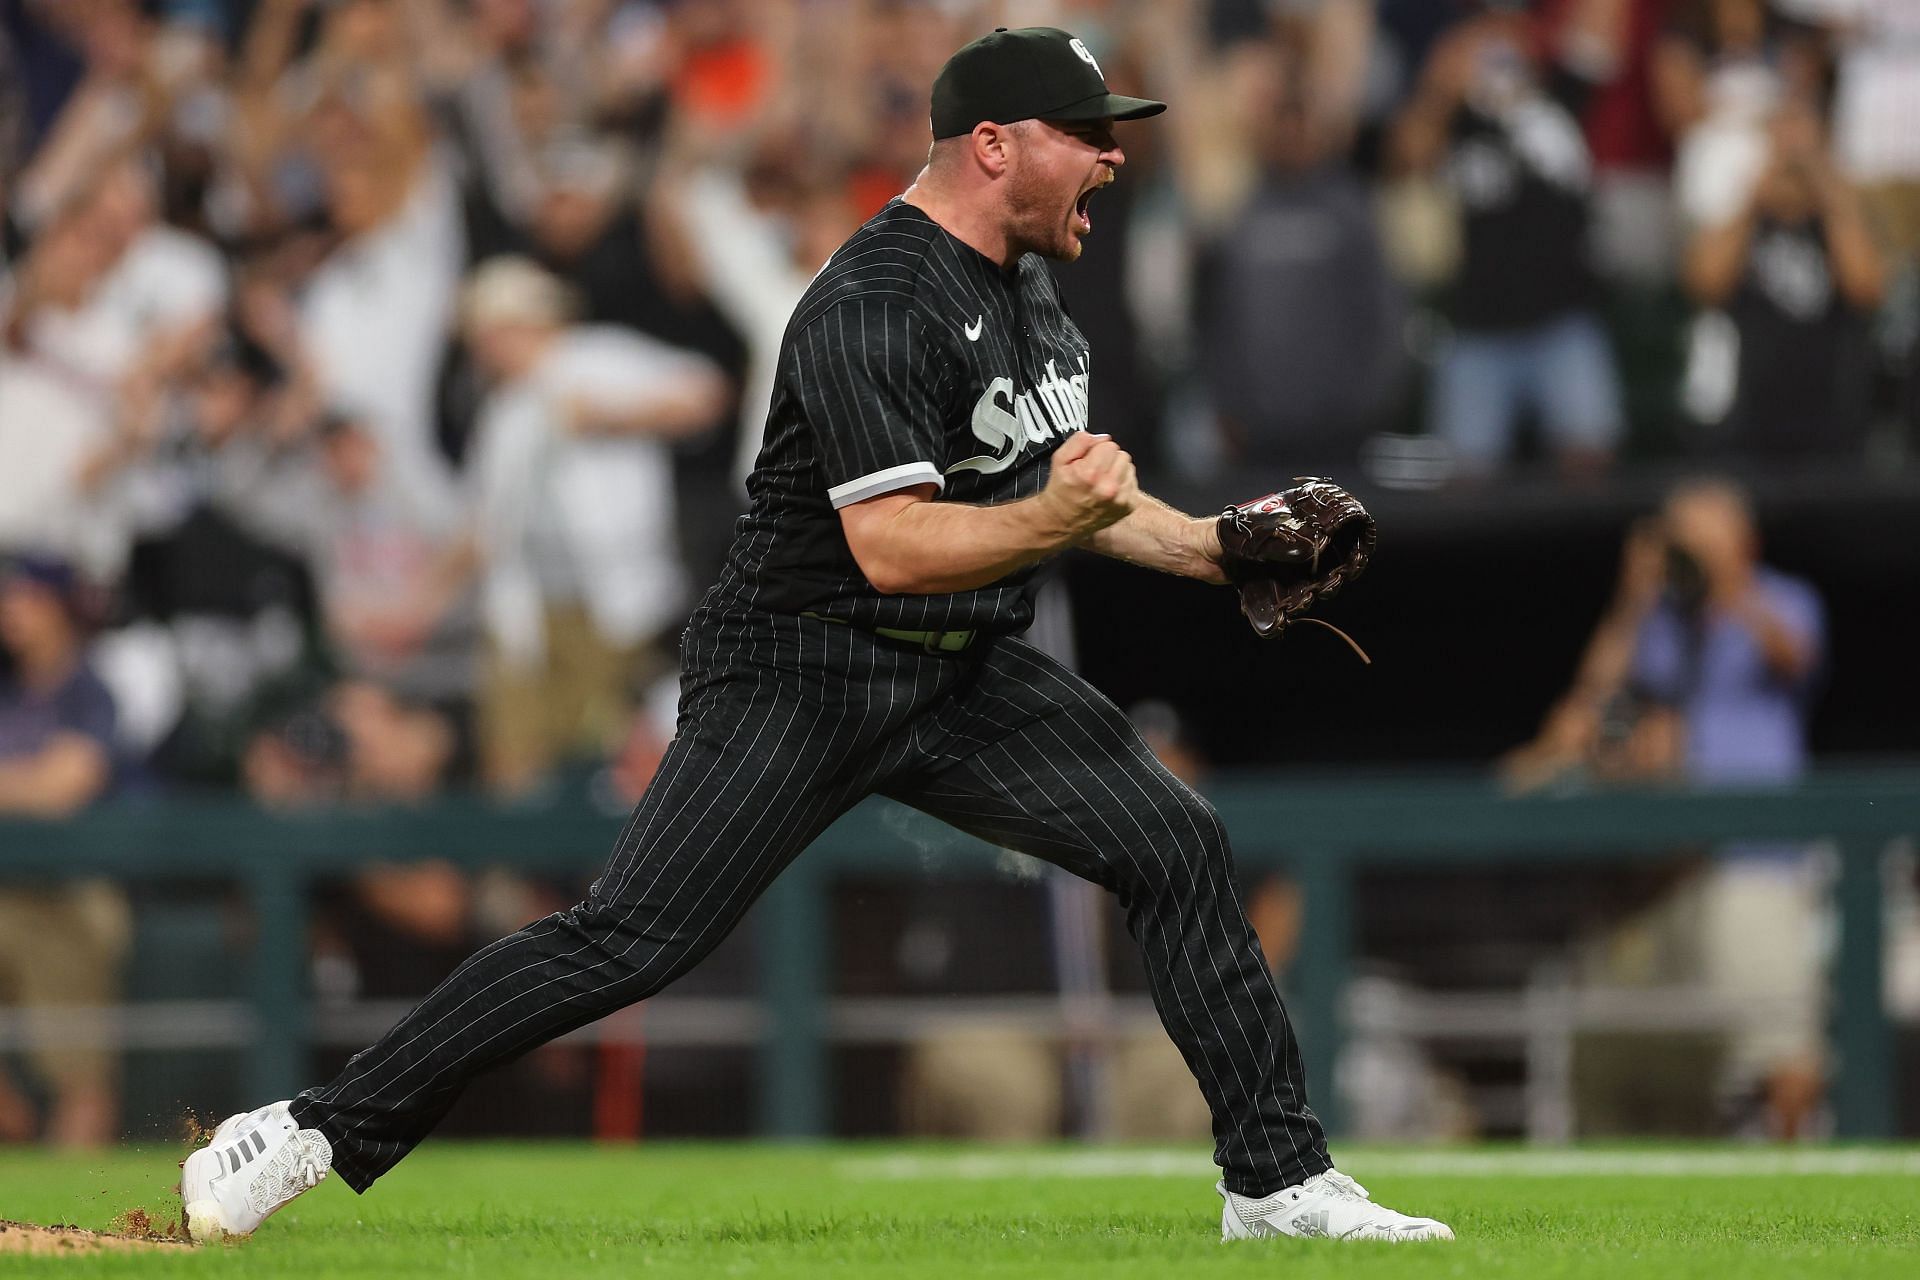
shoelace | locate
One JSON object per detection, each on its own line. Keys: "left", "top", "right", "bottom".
{"left": 249, "top": 1130, "right": 329, "bottom": 1215}
{"left": 292, "top": 1146, "right": 326, "bottom": 1191}
{"left": 1305, "top": 1170, "right": 1371, "bottom": 1202}
{"left": 1307, "top": 1170, "right": 1439, "bottom": 1237}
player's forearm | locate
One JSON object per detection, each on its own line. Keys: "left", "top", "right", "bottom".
{"left": 852, "top": 492, "right": 1088, "bottom": 595}
{"left": 1085, "top": 493, "right": 1228, "bottom": 584}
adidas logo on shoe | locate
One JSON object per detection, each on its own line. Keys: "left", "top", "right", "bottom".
{"left": 181, "top": 1101, "right": 332, "bottom": 1241}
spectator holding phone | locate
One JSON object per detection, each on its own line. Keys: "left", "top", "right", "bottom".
{"left": 1681, "top": 104, "right": 1886, "bottom": 457}
{"left": 1391, "top": 0, "right": 1631, "bottom": 478}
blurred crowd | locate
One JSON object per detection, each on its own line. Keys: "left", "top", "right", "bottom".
{"left": 6, "top": 0, "right": 1919, "bottom": 801}
{"left": 4, "top": 0, "right": 1919, "bottom": 1144}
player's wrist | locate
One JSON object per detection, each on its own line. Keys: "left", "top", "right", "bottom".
{"left": 1194, "top": 516, "right": 1224, "bottom": 565}
{"left": 1186, "top": 516, "right": 1229, "bottom": 584}
{"left": 1028, "top": 485, "right": 1104, "bottom": 546}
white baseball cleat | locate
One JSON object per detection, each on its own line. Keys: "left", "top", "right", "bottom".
{"left": 1219, "top": 1169, "right": 1454, "bottom": 1242}
{"left": 181, "top": 1100, "right": 332, "bottom": 1242}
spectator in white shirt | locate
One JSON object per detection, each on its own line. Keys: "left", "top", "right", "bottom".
{"left": 460, "top": 257, "right": 728, "bottom": 794}
{"left": 298, "top": 144, "right": 466, "bottom": 520}
{"left": 0, "top": 155, "right": 226, "bottom": 575}
{"left": 0, "top": 206, "right": 114, "bottom": 567}
{"left": 1653, "top": 0, "right": 1826, "bottom": 231}
{"left": 668, "top": 141, "right": 859, "bottom": 490}
{"left": 60, "top": 155, "right": 228, "bottom": 385}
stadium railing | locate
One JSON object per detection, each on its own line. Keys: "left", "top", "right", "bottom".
{"left": 2, "top": 767, "right": 1914, "bottom": 1138}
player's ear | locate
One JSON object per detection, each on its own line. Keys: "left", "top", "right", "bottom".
{"left": 972, "top": 121, "right": 1013, "bottom": 177}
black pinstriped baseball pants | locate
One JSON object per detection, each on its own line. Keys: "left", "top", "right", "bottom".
{"left": 291, "top": 608, "right": 1331, "bottom": 1196}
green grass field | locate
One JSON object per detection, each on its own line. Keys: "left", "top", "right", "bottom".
{"left": 2, "top": 1143, "right": 1917, "bottom": 1277}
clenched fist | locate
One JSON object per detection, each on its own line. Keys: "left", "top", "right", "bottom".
{"left": 1038, "top": 432, "right": 1137, "bottom": 540}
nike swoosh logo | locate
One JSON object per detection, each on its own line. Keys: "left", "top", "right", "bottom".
{"left": 964, "top": 315, "right": 984, "bottom": 342}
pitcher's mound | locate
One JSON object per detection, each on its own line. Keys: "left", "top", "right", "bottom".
{"left": 0, "top": 1218, "right": 188, "bottom": 1254}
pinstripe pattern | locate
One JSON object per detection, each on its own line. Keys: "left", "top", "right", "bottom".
{"left": 881, "top": 638, "right": 1328, "bottom": 1189}
{"left": 292, "top": 620, "right": 1329, "bottom": 1197}
{"left": 712, "top": 198, "right": 1090, "bottom": 635}
{"left": 288, "top": 197, "right": 1330, "bottom": 1199}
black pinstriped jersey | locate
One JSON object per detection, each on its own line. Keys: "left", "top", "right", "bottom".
{"left": 709, "top": 198, "right": 1090, "bottom": 636}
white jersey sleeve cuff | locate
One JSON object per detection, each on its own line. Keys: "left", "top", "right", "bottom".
{"left": 827, "top": 461, "right": 945, "bottom": 508}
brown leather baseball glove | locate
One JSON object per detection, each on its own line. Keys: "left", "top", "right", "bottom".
{"left": 1215, "top": 479, "right": 1376, "bottom": 660}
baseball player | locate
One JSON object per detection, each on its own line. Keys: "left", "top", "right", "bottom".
{"left": 182, "top": 28, "right": 1452, "bottom": 1245}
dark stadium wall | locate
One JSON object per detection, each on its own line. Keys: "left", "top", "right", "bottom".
{"left": 1066, "top": 483, "right": 1920, "bottom": 769}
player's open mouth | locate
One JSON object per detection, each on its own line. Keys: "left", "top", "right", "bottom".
{"left": 1073, "top": 185, "right": 1096, "bottom": 235}
{"left": 1073, "top": 171, "right": 1114, "bottom": 236}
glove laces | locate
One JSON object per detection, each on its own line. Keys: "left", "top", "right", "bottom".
{"left": 1294, "top": 616, "right": 1372, "bottom": 665}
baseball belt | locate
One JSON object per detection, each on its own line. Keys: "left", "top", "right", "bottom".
{"left": 801, "top": 611, "right": 978, "bottom": 654}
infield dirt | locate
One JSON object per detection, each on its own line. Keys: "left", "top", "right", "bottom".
{"left": 0, "top": 1218, "right": 187, "bottom": 1255}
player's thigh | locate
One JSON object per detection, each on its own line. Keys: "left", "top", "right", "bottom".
{"left": 889, "top": 642, "right": 1229, "bottom": 900}
{"left": 1528, "top": 311, "right": 1625, "bottom": 452}
{"left": 587, "top": 673, "right": 866, "bottom": 924}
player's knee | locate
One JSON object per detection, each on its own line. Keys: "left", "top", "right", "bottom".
{"left": 1179, "top": 827, "right": 1234, "bottom": 887}
{"left": 545, "top": 899, "right": 706, "bottom": 998}
{"left": 1122, "top": 796, "right": 1231, "bottom": 898}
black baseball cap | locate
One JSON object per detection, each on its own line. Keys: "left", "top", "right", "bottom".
{"left": 931, "top": 27, "right": 1166, "bottom": 141}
